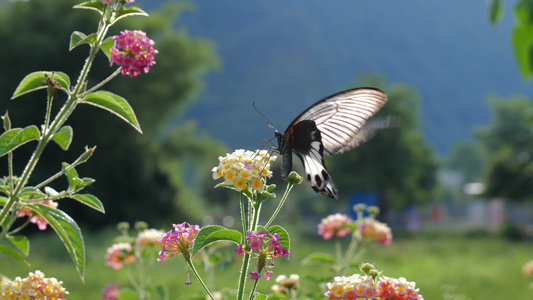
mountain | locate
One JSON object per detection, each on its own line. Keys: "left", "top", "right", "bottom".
{"left": 150, "top": 0, "right": 531, "bottom": 155}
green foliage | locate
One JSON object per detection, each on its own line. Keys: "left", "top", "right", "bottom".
{"left": 476, "top": 95, "right": 533, "bottom": 201}
{"left": 0, "top": 0, "right": 222, "bottom": 228}
{"left": 328, "top": 75, "right": 438, "bottom": 209}
{"left": 489, "top": 0, "right": 533, "bottom": 79}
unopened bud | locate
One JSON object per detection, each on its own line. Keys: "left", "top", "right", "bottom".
{"left": 285, "top": 171, "right": 302, "bottom": 185}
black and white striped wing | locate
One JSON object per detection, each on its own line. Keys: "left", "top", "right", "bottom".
{"left": 291, "top": 88, "right": 388, "bottom": 155}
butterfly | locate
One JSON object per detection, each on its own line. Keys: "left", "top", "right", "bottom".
{"left": 274, "top": 87, "right": 389, "bottom": 199}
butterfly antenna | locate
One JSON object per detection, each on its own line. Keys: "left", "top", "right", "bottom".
{"left": 253, "top": 102, "right": 278, "bottom": 131}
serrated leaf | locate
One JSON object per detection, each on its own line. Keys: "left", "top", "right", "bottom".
{"left": 192, "top": 225, "right": 242, "bottom": 257}
{"left": 268, "top": 225, "right": 290, "bottom": 252}
{"left": 0, "top": 126, "right": 40, "bottom": 157}
{"left": 80, "top": 91, "right": 142, "bottom": 133}
{"left": 11, "top": 71, "right": 70, "bottom": 99}
{"left": 100, "top": 36, "right": 115, "bottom": 60}
{"left": 52, "top": 126, "right": 73, "bottom": 151}
{"left": 70, "top": 31, "right": 97, "bottom": 51}
{"left": 19, "top": 186, "right": 46, "bottom": 199}
{"left": 301, "top": 252, "right": 335, "bottom": 265}
{"left": 29, "top": 204, "right": 85, "bottom": 280}
{"left": 68, "top": 194, "right": 105, "bottom": 213}
{"left": 73, "top": 0, "right": 104, "bottom": 15}
{"left": 0, "top": 244, "right": 30, "bottom": 265}
{"left": 113, "top": 6, "right": 148, "bottom": 24}
{"left": 8, "top": 235, "right": 29, "bottom": 256}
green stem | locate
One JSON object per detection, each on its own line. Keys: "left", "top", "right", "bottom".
{"left": 0, "top": 12, "right": 112, "bottom": 228}
{"left": 240, "top": 192, "right": 247, "bottom": 243}
{"left": 248, "top": 278, "right": 260, "bottom": 300}
{"left": 81, "top": 68, "right": 121, "bottom": 96}
{"left": 264, "top": 182, "right": 294, "bottom": 228}
{"left": 185, "top": 255, "right": 215, "bottom": 300}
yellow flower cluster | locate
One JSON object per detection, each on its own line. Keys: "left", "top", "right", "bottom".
{"left": 325, "top": 274, "right": 376, "bottom": 299}
{"left": 212, "top": 149, "right": 276, "bottom": 192}
{"left": 0, "top": 270, "right": 68, "bottom": 300}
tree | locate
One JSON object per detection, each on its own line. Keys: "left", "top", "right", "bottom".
{"left": 0, "top": 0, "right": 224, "bottom": 227}
{"left": 328, "top": 75, "right": 439, "bottom": 211}
{"left": 476, "top": 95, "right": 533, "bottom": 202}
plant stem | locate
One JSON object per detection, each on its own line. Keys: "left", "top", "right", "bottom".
{"left": 264, "top": 182, "right": 294, "bottom": 228}
{"left": 185, "top": 255, "right": 215, "bottom": 300}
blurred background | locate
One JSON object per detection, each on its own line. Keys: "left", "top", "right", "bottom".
{"left": 2, "top": 0, "right": 533, "bottom": 298}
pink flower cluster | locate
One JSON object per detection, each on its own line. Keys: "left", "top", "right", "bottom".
{"left": 318, "top": 213, "right": 353, "bottom": 240}
{"left": 359, "top": 218, "right": 392, "bottom": 246}
{"left": 102, "top": 282, "right": 121, "bottom": 300}
{"left": 104, "top": 242, "right": 135, "bottom": 270}
{"left": 235, "top": 231, "right": 289, "bottom": 281}
{"left": 110, "top": 30, "right": 158, "bottom": 77}
{"left": 18, "top": 200, "right": 58, "bottom": 230}
{"left": 157, "top": 222, "right": 200, "bottom": 262}
{"left": 325, "top": 274, "right": 424, "bottom": 300}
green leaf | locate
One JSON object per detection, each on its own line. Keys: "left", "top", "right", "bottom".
{"left": 62, "top": 162, "right": 95, "bottom": 191}
{"left": 512, "top": 23, "right": 533, "bottom": 78}
{"left": 0, "top": 126, "right": 40, "bottom": 157}
{"left": 11, "top": 71, "right": 70, "bottom": 99}
{"left": 70, "top": 31, "right": 97, "bottom": 51}
{"left": 0, "top": 244, "right": 29, "bottom": 265}
{"left": 301, "top": 252, "right": 336, "bottom": 265}
{"left": 488, "top": 0, "right": 504, "bottom": 26}
{"left": 52, "top": 126, "right": 73, "bottom": 151}
{"left": 117, "top": 287, "right": 139, "bottom": 300}
{"left": 80, "top": 91, "right": 142, "bottom": 133}
{"left": 30, "top": 204, "right": 85, "bottom": 280}
{"left": 253, "top": 293, "right": 268, "bottom": 300}
{"left": 19, "top": 186, "right": 46, "bottom": 199}
{"left": 100, "top": 36, "right": 115, "bottom": 60}
{"left": 68, "top": 194, "right": 105, "bottom": 213}
{"left": 192, "top": 225, "right": 242, "bottom": 257}
{"left": 113, "top": 6, "right": 148, "bottom": 24}
{"left": 8, "top": 235, "right": 29, "bottom": 256}
{"left": 73, "top": 0, "right": 105, "bottom": 15}
{"left": 268, "top": 225, "right": 290, "bottom": 252}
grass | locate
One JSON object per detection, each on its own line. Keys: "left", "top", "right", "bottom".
{"left": 1, "top": 228, "right": 532, "bottom": 299}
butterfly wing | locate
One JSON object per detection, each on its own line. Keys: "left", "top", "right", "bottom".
{"left": 280, "top": 87, "right": 388, "bottom": 198}
{"left": 283, "top": 120, "right": 338, "bottom": 199}
{"left": 289, "top": 88, "right": 388, "bottom": 155}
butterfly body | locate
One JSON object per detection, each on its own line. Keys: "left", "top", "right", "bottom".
{"left": 275, "top": 88, "right": 389, "bottom": 199}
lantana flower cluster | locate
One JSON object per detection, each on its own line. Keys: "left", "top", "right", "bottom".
{"left": 359, "top": 218, "right": 392, "bottom": 246}
{"left": 325, "top": 274, "right": 424, "bottom": 300}
{"left": 110, "top": 30, "right": 158, "bottom": 77}
{"left": 212, "top": 149, "right": 276, "bottom": 192}
{"left": 0, "top": 270, "right": 68, "bottom": 300}
{"left": 18, "top": 200, "right": 58, "bottom": 230}
{"left": 271, "top": 274, "right": 300, "bottom": 294}
{"left": 235, "top": 230, "right": 289, "bottom": 281}
{"left": 157, "top": 222, "right": 200, "bottom": 262}
{"left": 318, "top": 213, "right": 353, "bottom": 240}
{"left": 105, "top": 242, "right": 135, "bottom": 270}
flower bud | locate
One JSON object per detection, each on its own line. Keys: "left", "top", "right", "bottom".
{"left": 134, "top": 221, "right": 148, "bottom": 231}
{"left": 367, "top": 206, "right": 380, "bottom": 216}
{"left": 117, "top": 222, "right": 130, "bottom": 231}
{"left": 353, "top": 203, "right": 367, "bottom": 213}
{"left": 285, "top": 171, "right": 302, "bottom": 185}
{"left": 360, "top": 262, "right": 376, "bottom": 274}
